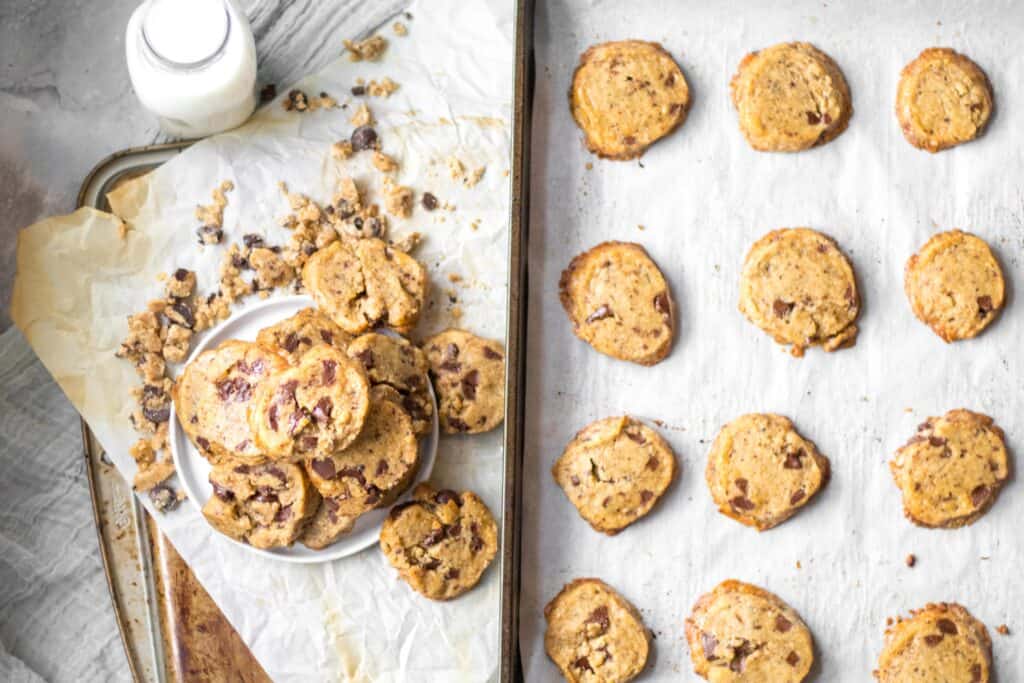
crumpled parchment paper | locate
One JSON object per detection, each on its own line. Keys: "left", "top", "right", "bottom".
{"left": 12, "top": 1, "right": 512, "bottom": 680}
{"left": 521, "top": 0, "right": 1024, "bottom": 680}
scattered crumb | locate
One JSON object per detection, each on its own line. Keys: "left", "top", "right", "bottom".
{"left": 344, "top": 35, "right": 387, "bottom": 62}
{"left": 331, "top": 141, "right": 354, "bottom": 160}
{"left": 502, "top": 169, "right": 510, "bottom": 177}
{"left": 637, "top": 224, "right": 645, "bottom": 231}
{"left": 447, "top": 156, "right": 465, "bottom": 180}
{"left": 367, "top": 77, "right": 400, "bottom": 98}
{"left": 372, "top": 150, "right": 399, "bottom": 173}
{"left": 470, "top": 218, "right": 481, "bottom": 231}
{"left": 194, "top": 180, "right": 233, "bottom": 244}
{"left": 997, "top": 624, "right": 1010, "bottom": 636}
{"left": 117, "top": 218, "right": 131, "bottom": 240}
{"left": 585, "top": 162, "right": 593, "bottom": 170}
{"left": 351, "top": 102, "right": 373, "bottom": 126}
{"left": 464, "top": 166, "right": 485, "bottom": 188}
{"left": 795, "top": 561, "right": 802, "bottom": 570}
{"left": 886, "top": 617, "right": 894, "bottom": 627}
{"left": 393, "top": 21, "right": 408, "bottom": 36}
{"left": 259, "top": 83, "right": 277, "bottom": 104}
{"left": 382, "top": 176, "right": 414, "bottom": 218}
{"left": 450, "top": 305, "right": 463, "bottom": 322}
{"left": 447, "top": 273, "right": 463, "bottom": 283}
{"left": 390, "top": 231, "right": 421, "bottom": 253}
{"left": 282, "top": 89, "right": 337, "bottom": 112}
{"left": 905, "top": 554, "right": 916, "bottom": 568}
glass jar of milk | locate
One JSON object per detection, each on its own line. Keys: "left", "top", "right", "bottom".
{"left": 126, "top": 0, "right": 257, "bottom": 138}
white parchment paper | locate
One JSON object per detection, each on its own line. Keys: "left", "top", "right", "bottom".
{"left": 521, "top": 1, "right": 1024, "bottom": 679}
{"left": 12, "top": 1, "right": 513, "bottom": 680}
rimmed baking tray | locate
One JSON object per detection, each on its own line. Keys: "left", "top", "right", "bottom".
{"left": 78, "top": 0, "right": 534, "bottom": 675}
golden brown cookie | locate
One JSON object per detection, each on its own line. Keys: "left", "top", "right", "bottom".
{"left": 875, "top": 603, "right": 992, "bottom": 682}
{"left": 302, "top": 238, "right": 427, "bottom": 335}
{"left": 380, "top": 484, "right": 498, "bottom": 600}
{"left": 544, "top": 578, "right": 651, "bottom": 683}
{"left": 890, "top": 409, "right": 1009, "bottom": 529}
{"left": 304, "top": 390, "right": 419, "bottom": 513}
{"left": 731, "top": 42, "right": 851, "bottom": 152}
{"left": 248, "top": 345, "right": 370, "bottom": 461}
{"left": 904, "top": 230, "right": 1004, "bottom": 342}
{"left": 300, "top": 493, "right": 360, "bottom": 550}
{"left": 559, "top": 241, "right": 674, "bottom": 365}
{"left": 255, "top": 307, "right": 352, "bottom": 364}
{"left": 172, "top": 340, "right": 289, "bottom": 466}
{"left": 569, "top": 40, "right": 690, "bottom": 160}
{"left": 201, "top": 462, "right": 317, "bottom": 549}
{"left": 685, "top": 580, "right": 814, "bottom": 682}
{"left": 422, "top": 328, "right": 505, "bottom": 434}
{"left": 552, "top": 416, "right": 676, "bottom": 535}
{"left": 347, "top": 332, "right": 434, "bottom": 435}
{"left": 706, "top": 413, "right": 830, "bottom": 531}
{"left": 896, "top": 48, "right": 993, "bottom": 152}
{"left": 739, "top": 228, "right": 859, "bottom": 357}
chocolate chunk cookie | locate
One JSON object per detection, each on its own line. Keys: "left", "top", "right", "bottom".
{"left": 302, "top": 238, "right": 427, "bottom": 335}
{"left": 255, "top": 307, "right": 352, "bottom": 364}
{"left": 544, "top": 578, "right": 651, "bottom": 683}
{"left": 305, "top": 389, "right": 419, "bottom": 513}
{"left": 422, "top": 328, "right": 505, "bottom": 434}
{"left": 248, "top": 345, "right": 370, "bottom": 460}
{"left": 172, "top": 340, "right": 289, "bottom": 466}
{"left": 685, "top": 580, "right": 814, "bottom": 682}
{"left": 904, "top": 230, "right": 1004, "bottom": 342}
{"left": 300, "top": 493, "right": 360, "bottom": 550}
{"left": 876, "top": 603, "right": 992, "bottom": 682}
{"left": 569, "top": 40, "right": 690, "bottom": 160}
{"left": 706, "top": 413, "right": 830, "bottom": 531}
{"left": 890, "top": 409, "right": 1009, "bottom": 528}
{"left": 559, "top": 241, "right": 674, "bottom": 365}
{"left": 380, "top": 484, "right": 498, "bottom": 600}
{"left": 731, "top": 42, "right": 851, "bottom": 152}
{"left": 553, "top": 416, "right": 676, "bottom": 535}
{"left": 347, "top": 332, "right": 434, "bottom": 435}
{"left": 896, "top": 48, "right": 993, "bottom": 153}
{"left": 202, "top": 462, "right": 317, "bottom": 549}
{"left": 739, "top": 228, "right": 859, "bottom": 357}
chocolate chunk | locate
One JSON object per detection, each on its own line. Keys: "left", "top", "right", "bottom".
{"left": 143, "top": 405, "right": 170, "bottom": 424}
{"left": 389, "top": 501, "right": 419, "bottom": 519}
{"left": 274, "top": 505, "right": 293, "bottom": 522}
{"left": 211, "top": 482, "right": 235, "bottom": 501}
{"left": 585, "top": 605, "right": 610, "bottom": 633}
{"left": 570, "top": 475, "right": 581, "bottom": 486}
{"left": 354, "top": 349, "right": 374, "bottom": 369}
{"left": 482, "top": 346, "right": 502, "bottom": 361}
{"left": 376, "top": 460, "right": 389, "bottom": 476}
{"left": 730, "top": 496, "right": 755, "bottom": 511}
{"left": 729, "top": 641, "right": 754, "bottom": 673}
{"left": 196, "top": 436, "right": 211, "bottom": 451}
{"left": 313, "top": 397, "right": 333, "bottom": 423}
{"left": 444, "top": 568, "right": 460, "bottom": 580}
{"left": 971, "top": 485, "right": 990, "bottom": 507}
{"left": 171, "top": 300, "right": 195, "bottom": 329}
{"left": 439, "top": 360, "right": 462, "bottom": 374}
{"left": 322, "top": 359, "right": 337, "bottom": 385}
{"left": 364, "top": 486, "right": 381, "bottom": 505}
{"left": 469, "top": 522, "right": 484, "bottom": 553}
{"left": 735, "top": 478, "right": 748, "bottom": 495}
{"left": 573, "top": 657, "right": 594, "bottom": 673}
{"left": 971, "top": 664, "right": 982, "bottom": 683}
{"left": 337, "top": 466, "right": 367, "bottom": 486}
{"left": 435, "top": 489, "right": 460, "bottom": 506}
{"left": 268, "top": 404, "right": 279, "bottom": 431}
{"left": 978, "top": 295, "right": 994, "bottom": 316}
{"left": 775, "top": 614, "right": 793, "bottom": 633}
{"left": 351, "top": 125, "right": 379, "bottom": 151}
{"left": 196, "top": 225, "right": 223, "bottom": 244}
{"left": 421, "top": 192, "right": 439, "bottom": 211}
{"left": 243, "top": 233, "right": 265, "bottom": 249}
{"left": 625, "top": 430, "right": 646, "bottom": 444}
{"left": 640, "top": 490, "right": 654, "bottom": 504}
{"left": 786, "top": 651, "right": 800, "bottom": 667}
{"left": 350, "top": 85, "right": 366, "bottom": 96}
{"left": 149, "top": 484, "right": 179, "bottom": 512}
{"left": 283, "top": 333, "right": 300, "bottom": 352}
{"left": 444, "top": 343, "right": 460, "bottom": 360}
{"left": 806, "top": 111, "right": 821, "bottom": 124}
{"left": 928, "top": 436, "right": 947, "bottom": 448}
{"left": 585, "top": 304, "right": 613, "bottom": 323}
{"left": 622, "top": 135, "right": 636, "bottom": 146}
{"left": 448, "top": 417, "right": 470, "bottom": 432}
{"left": 646, "top": 455, "right": 659, "bottom": 471}
{"left": 259, "top": 83, "right": 277, "bottom": 103}
{"left": 216, "top": 377, "right": 252, "bottom": 403}
{"left": 773, "top": 299, "right": 795, "bottom": 318}
{"left": 310, "top": 458, "right": 337, "bottom": 479}
{"left": 461, "top": 370, "right": 480, "bottom": 400}
{"left": 701, "top": 631, "right": 718, "bottom": 659}
{"left": 923, "top": 634, "right": 944, "bottom": 647}
{"left": 783, "top": 449, "right": 805, "bottom": 469}
{"left": 653, "top": 291, "right": 670, "bottom": 317}
{"left": 446, "top": 522, "right": 462, "bottom": 539}
{"left": 823, "top": 113, "right": 833, "bottom": 124}
{"left": 790, "top": 489, "right": 806, "bottom": 505}
{"left": 422, "top": 527, "right": 446, "bottom": 546}
{"left": 254, "top": 487, "right": 279, "bottom": 504}
{"left": 421, "top": 558, "right": 441, "bottom": 570}
{"left": 173, "top": 268, "right": 189, "bottom": 281}
{"left": 936, "top": 618, "right": 958, "bottom": 635}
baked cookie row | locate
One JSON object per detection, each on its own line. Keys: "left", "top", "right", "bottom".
{"left": 560, "top": 229, "right": 1005, "bottom": 363}
{"left": 553, "top": 409, "right": 1009, "bottom": 535}
{"left": 571, "top": 40, "right": 992, "bottom": 158}
{"left": 543, "top": 577, "right": 995, "bottom": 682}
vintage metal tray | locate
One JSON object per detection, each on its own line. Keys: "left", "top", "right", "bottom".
{"left": 78, "top": 1, "right": 533, "bottom": 678}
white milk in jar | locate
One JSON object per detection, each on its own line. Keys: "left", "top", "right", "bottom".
{"left": 126, "top": 0, "right": 257, "bottom": 137}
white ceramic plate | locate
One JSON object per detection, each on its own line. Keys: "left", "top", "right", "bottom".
{"left": 169, "top": 294, "right": 439, "bottom": 563}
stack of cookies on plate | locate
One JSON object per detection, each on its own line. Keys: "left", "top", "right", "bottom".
{"left": 171, "top": 239, "right": 504, "bottom": 600}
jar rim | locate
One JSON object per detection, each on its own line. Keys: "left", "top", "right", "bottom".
{"left": 141, "top": 0, "right": 232, "bottom": 71}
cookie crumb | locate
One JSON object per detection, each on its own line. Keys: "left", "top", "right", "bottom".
{"left": 372, "top": 150, "right": 399, "bottom": 173}
{"left": 331, "top": 141, "right": 354, "bottom": 160}
{"left": 259, "top": 83, "right": 277, "bottom": 103}
{"left": 997, "top": 624, "right": 1010, "bottom": 636}
{"left": 283, "top": 89, "right": 334, "bottom": 112}
{"left": 638, "top": 224, "right": 645, "bottom": 231}
{"left": 470, "top": 218, "right": 481, "bottom": 231}
{"left": 344, "top": 35, "right": 387, "bottom": 62}
{"left": 905, "top": 554, "right": 916, "bottom": 568}
{"left": 464, "top": 166, "right": 485, "bottom": 188}
{"left": 421, "top": 192, "right": 439, "bottom": 211}
{"left": 447, "top": 273, "right": 463, "bottom": 283}
{"left": 795, "top": 561, "right": 802, "bottom": 570}
{"left": 367, "top": 77, "right": 400, "bottom": 98}
{"left": 351, "top": 102, "right": 373, "bottom": 127}
{"left": 194, "top": 180, "right": 233, "bottom": 244}
{"left": 447, "top": 156, "right": 465, "bottom": 180}
{"left": 382, "top": 177, "right": 414, "bottom": 218}
{"left": 393, "top": 21, "right": 408, "bottom": 36}
{"left": 117, "top": 218, "right": 131, "bottom": 240}
{"left": 585, "top": 162, "right": 593, "bottom": 170}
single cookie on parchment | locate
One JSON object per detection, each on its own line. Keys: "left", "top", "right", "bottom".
{"left": 890, "top": 409, "right": 1009, "bottom": 529}
{"left": 730, "top": 41, "right": 851, "bottom": 152}
{"left": 559, "top": 241, "right": 675, "bottom": 365}
{"left": 685, "top": 579, "right": 815, "bottom": 682}
{"left": 544, "top": 578, "right": 651, "bottom": 683}
{"left": 904, "top": 230, "right": 1004, "bottom": 342}
{"left": 875, "top": 602, "right": 992, "bottom": 682}
{"left": 896, "top": 48, "right": 993, "bottom": 152}
{"left": 739, "top": 227, "right": 859, "bottom": 357}
{"left": 552, "top": 416, "right": 676, "bottom": 535}
{"left": 570, "top": 40, "right": 690, "bottom": 160}
{"left": 422, "top": 328, "right": 505, "bottom": 434}
{"left": 706, "top": 413, "right": 830, "bottom": 531}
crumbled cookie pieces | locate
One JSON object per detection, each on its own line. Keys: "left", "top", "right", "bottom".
{"left": 382, "top": 177, "right": 414, "bottom": 218}
{"left": 195, "top": 181, "right": 234, "bottom": 244}
{"left": 282, "top": 89, "right": 338, "bottom": 113}
{"left": 344, "top": 35, "right": 388, "bottom": 62}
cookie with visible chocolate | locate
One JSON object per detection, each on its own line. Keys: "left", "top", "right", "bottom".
{"left": 347, "top": 332, "right": 434, "bottom": 435}
{"left": 731, "top": 42, "right": 851, "bottom": 152}
{"left": 201, "top": 462, "right": 317, "bottom": 549}
{"left": 904, "top": 230, "right": 1004, "bottom": 342}
{"left": 422, "top": 328, "right": 505, "bottom": 434}
{"left": 685, "top": 579, "right": 814, "bottom": 682}
{"left": 890, "top": 409, "right": 1009, "bottom": 529}
{"left": 739, "top": 228, "right": 859, "bottom": 357}
{"left": 248, "top": 345, "right": 370, "bottom": 461}
{"left": 875, "top": 602, "right": 992, "bottom": 682}
{"left": 380, "top": 483, "right": 498, "bottom": 600}
{"left": 300, "top": 493, "right": 361, "bottom": 550}
{"left": 569, "top": 40, "right": 690, "bottom": 160}
{"left": 706, "top": 413, "right": 830, "bottom": 531}
{"left": 544, "top": 578, "right": 651, "bottom": 683}
{"left": 302, "top": 238, "right": 427, "bottom": 335}
{"left": 255, "top": 307, "right": 352, "bottom": 364}
{"left": 305, "top": 389, "right": 419, "bottom": 513}
{"left": 172, "top": 340, "right": 289, "bottom": 466}
{"left": 896, "top": 48, "right": 993, "bottom": 153}
{"left": 559, "top": 241, "right": 674, "bottom": 366}
{"left": 553, "top": 416, "right": 676, "bottom": 535}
